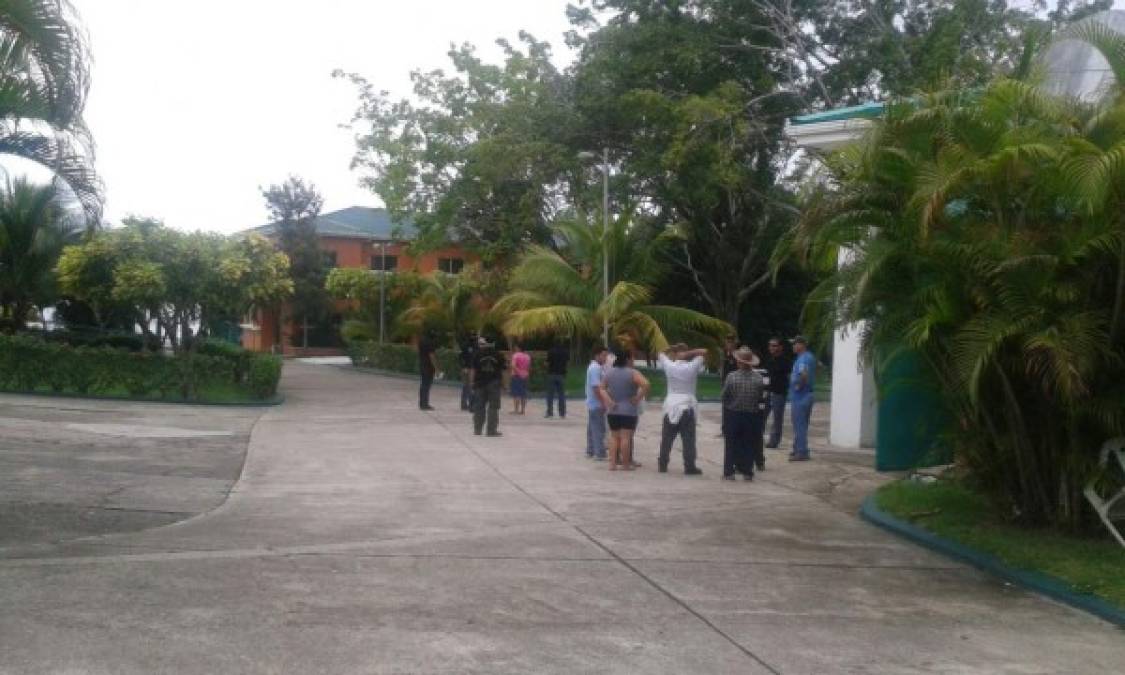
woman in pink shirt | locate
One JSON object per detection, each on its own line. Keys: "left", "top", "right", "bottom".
{"left": 510, "top": 344, "right": 531, "bottom": 415}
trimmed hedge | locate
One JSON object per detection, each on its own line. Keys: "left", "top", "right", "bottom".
{"left": 0, "top": 335, "right": 282, "bottom": 402}
{"left": 347, "top": 340, "right": 553, "bottom": 391}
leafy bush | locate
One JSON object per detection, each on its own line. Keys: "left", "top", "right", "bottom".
{"left": 247, "top": 354, "right": 283, "bottom": 398}
{"left": 341, "top": 319, "right": 376, "bottom": 343}
{"left": 0, "top": 335, "right": 281, "bottom": 402}
{"left": 36, "top": 329, "right": 149, "bottom": 352}
{"left": 195, "top": 338, "right": 251, "bottom": 383}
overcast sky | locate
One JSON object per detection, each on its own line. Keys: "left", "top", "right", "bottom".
{"left": 74, "top": 1, "right": 576, "bottom": 233}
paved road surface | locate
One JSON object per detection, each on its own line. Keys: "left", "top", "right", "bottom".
{"left": 1, "top": 362, "right": 1122, "bottom": 674}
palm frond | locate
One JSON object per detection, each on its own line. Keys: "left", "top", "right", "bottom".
{"left": 503, "top": 305, "right": 597, "bottom": 340}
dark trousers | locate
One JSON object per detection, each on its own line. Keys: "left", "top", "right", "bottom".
{"left": 767, "top": 392, "right": 786, "bottom": 447}
{"left": 472, "top": 380, "right": 501, "bottom": 434}
{"left": 659, "top": 409, "right": 698, "bottom": 470}
{"left": 420, "top": 370, "right": 434, "bottom": 409}
{"left": 460, "top": 369, "right": 472, "bottom": 410}
{"left": 724, "top": 409, "right": 764, "bottom": 476}
{"left": 546, "top": 374, "right": 567, "bottom": 417}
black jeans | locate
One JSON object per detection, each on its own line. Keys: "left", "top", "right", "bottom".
{"left": 723, "top": 409, "right": 764, "bottom": 476}
{"left": 460, "top": 369, "right": 473, "bottom": 410}
{"left": 659, "top": 409, "right": 698, "bottom": 470}
{"left": 546, "top": 374, "right": 567, "bottom": 417}
{"left": 420, "top": 370, "right": 434, "bottom": 409}
{"left": 472, "top": 380, "right": 501, "bottom": 434}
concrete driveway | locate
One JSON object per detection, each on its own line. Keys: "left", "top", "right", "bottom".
{"left": 1, "top": 362, "right": 1121, "bottom": 674}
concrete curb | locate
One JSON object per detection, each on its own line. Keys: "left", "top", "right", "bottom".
{"left": 860, "top": 495, "right": 1125, "bottom": 628}
{"left": 0, "top": 388, "right": 285, "bottom": 407}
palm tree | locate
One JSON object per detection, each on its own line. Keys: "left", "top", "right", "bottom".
{"left": 495, "top": 212, "right": 731, "bottom": 352}
{"left": 0, "top": 176, "right": 79, "bottom": 329}
{"left": 780, "top": 23, "right": 1125, "bottom": 529}
{"left": 0, "top": 0, "right": 101, "bottom": 226}
{"left": 398, "top": 269, "right": 483, "bottom": 346}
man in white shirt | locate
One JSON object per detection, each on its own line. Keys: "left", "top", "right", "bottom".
{"left": 657, "top": 343, "right": 708, "bottom": 475}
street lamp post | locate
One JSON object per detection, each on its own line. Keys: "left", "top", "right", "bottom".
{"left": 378, "top": 241, "right": 387, "bottom": 344}
{"left": 600, "top": 147, "right": 609, "bottom": 349}
{"left": 579, "top": 148, "right": 611, "bottom": 348}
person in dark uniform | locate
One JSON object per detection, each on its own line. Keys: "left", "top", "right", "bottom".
{"left": 470, "top": 336, "right": 506, "bottom": 436}
{"left": 418, "top": 331, "right": 438, "bottom": 411}
{"left": 459, "top": 334, "right": 476, "bottom": 411}
{"left": 763, "top": 336, "right": 793, "bottom": 448}
{"left": 545, "top": 340, "right": 569, "bottom": 419}
{"left": 717, "top": 334, "right": 738, "bottom": 436}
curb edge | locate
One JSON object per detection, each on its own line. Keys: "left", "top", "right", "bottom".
{"left": 859, "top": 495, "right": 1125, "bottom": 628}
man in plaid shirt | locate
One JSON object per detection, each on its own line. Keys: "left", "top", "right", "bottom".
{"left": 721, "top": 346, "right": 765, "bottom": 480}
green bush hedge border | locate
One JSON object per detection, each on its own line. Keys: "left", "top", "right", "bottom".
{"left": 0, "top": 335, "right": 283, "bottom": 403}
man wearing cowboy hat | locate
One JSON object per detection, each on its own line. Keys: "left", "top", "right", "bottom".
{"left": 656, "top": 342, "right": 708, "bottom": 475}
{"left": 721, "top": 346, "right": 765, "bottom": 480}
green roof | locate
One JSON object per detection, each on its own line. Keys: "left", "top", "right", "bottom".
{"left": 790, "top": 101, "right": 885, "bottom": 125}
{"left": 247, "top": 206, "right": 416, "bottom": 240}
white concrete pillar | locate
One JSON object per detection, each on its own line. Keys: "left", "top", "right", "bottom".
{"left": 829, "top": 247, "right": 878, "bottom": 448}
{"left": 829, "top": 322, "right": 878, "bottom": 447}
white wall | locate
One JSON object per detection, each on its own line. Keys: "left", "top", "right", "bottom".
{"left": 829, "top": 322, "right": 878, "bottom": 447}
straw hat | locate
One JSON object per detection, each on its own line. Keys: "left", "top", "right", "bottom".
{"left": 734, "top": 346, "right": 760, "bottom": 367}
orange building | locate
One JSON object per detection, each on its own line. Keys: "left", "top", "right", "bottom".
{"left": 239, "top": 206, "right": 475, "bottom": 355}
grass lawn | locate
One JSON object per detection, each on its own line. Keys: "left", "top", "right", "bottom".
{"left": 876, "top": 479, "right": 1125, "bottom": 609}
{"left": 0, "top": 383, "right": 269, "bottom": 405}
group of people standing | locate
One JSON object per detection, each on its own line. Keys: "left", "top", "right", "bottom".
{"left": 420, "top": 330, "right": 818, "bottom": 474}
{"left": 583, "top": 335, "right": 817, "bottom": 478}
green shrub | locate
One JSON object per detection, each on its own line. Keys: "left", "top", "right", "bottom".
{"left": 341, "top": 319, "right": 376, "bottom": 343}
{"left": 196, "top": 338, "right": 251, "bottom": 383}
{"left": 0, "top": 334, "right": 280, "bottom": 402}
{"left": 247, "top": 354, "right": 283, "bottom": 398}
{"left": 39, "top": 329, "right": 147, "bottom": 352}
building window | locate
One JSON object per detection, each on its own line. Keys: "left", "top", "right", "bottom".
{"left": 322, "top": 251, "right": 337, "bottom": 268}
{"left": 370, "top": 255, "right": 398, "bottom": 272}
{"left": 438, "top": 257, "right": 464, "bottom": 274}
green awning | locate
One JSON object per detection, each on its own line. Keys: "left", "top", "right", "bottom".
{"left": 790, "top": 101, "right": 884, "bottom": 125}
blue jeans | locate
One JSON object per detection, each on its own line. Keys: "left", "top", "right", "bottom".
{"left": 546, "top": 374, "right": 567, "bottom": 417}
{"left": 587, "top": 407, "right": 607, "bottom": 458}
{"left": 767, "top": 392, "right": 786, "bottom": 447}
{"left": 790, "top": 395, "right": 814, "bottom": 457}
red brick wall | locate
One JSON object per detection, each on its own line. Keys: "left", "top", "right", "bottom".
{"left": 240, "top": 236, "right": 477, "bottom": 353}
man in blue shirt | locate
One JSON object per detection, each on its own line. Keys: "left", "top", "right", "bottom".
{"left": 789, "top": 336, "right": 816, "bottom": 461}
{"left": 585, "top": 345, "right": 609, "bottom": 460}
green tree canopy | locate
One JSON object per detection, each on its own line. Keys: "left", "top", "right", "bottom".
{"left": 335, "top": 33, "right": 579, "bottom": 262}
{"left": 261, "top": 176, "right": 327, "bottom": 328}
{"left": 56, "top": 218, "right": 292, "bottom": 351}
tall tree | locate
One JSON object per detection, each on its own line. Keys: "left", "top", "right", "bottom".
{"left": 261, "top": 176, "right": 326, "bottom": 347}
{"left": 567, "top": 0, "right": 799, "bottom": 325}
{"left": 335, "top": 33, "right": 578, "bottom": 262}
{"left": 0, "top": 0, "right": 102, "bottom": 226}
